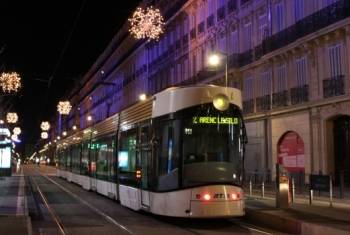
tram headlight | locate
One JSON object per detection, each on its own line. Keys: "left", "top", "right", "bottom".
{"left": 213, "top": 94, "right": 229, "bottom": 111}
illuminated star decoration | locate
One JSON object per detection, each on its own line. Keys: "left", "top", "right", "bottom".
{"left": 57, "top": 101, "right": 72, "bottom": 115}
{"left": 13, "top": 127, "right": 21, "bottom": 135}
{"left": 0, "top": 72, "right": 22, "bottom": 93}
{"left": 6, "top": 112, "right": 18, "bottom": 124}
{"left": 40, "top": 121, "right": 50, "bottom": 131}
{"left": 129, "top": 6, "right": 164, "bottom": 41}
{"left": 41, "top": 132, "right": 48, "bottom": 139}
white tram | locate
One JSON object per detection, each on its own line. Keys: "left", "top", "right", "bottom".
{"left": 56, "top": 85, "right": 246, "bottom": 217}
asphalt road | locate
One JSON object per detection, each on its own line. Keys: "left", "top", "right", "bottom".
{"left": 22, "top": 165, "right": 285, "bottom": 235}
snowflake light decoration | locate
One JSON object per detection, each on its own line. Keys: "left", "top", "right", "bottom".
{"left": 13, "top": 127, "right": 21, "bottom": 135}
{"left": 11, "top": 134, "right": 18, "bottom": 142}
{"left": 41, "top": 132, "right": 48, "bottom": 139}
{"left": 40, "top": 121, "right": 50, "bottom": 131}
{"left": 129, "top": 6, "right": 164, "bottom": 40}
{"left": 6, "top": 112, "right": 18, "bottom": 124}
{"left": 0, "top": 72, "right": 22, "bottom": 93}
{"left": 57, "top": 101, "right": 72, "bottom": 115}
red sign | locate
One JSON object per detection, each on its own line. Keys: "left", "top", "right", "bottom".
{"left": 278, "top": 132, "right": 305, "bottom": 172}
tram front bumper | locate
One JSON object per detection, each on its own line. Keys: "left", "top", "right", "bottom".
{"left": 188, "top": 200, "right": 245, "bottom": 218}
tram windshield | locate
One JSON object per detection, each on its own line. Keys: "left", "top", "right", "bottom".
{"left": 182, "top": 103, "right": 244, "bottom": 187}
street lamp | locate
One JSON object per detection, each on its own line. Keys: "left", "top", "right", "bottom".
{"left": 139, "top": 93, "right": 147, "bottom": 101}
{"left": 86, "top": 115, "right": 92, "bottom": 122}
{"left": 208, "top": 52, "right": 228, "bottom": 87}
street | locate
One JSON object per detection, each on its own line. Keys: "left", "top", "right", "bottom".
{"left": 23, "top": 165, "right": 280, "bottom": 235}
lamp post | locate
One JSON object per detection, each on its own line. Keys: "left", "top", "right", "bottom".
{"left": 208, "top": 52, "right": 228, "bottom": 87}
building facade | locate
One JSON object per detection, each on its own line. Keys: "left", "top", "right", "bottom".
{"left": 51, "top": 0, "right": 350, "bottom": 185}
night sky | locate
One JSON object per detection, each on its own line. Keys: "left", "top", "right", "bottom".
{"left": 0, "top": 0, "right": 141, "bottom": 152}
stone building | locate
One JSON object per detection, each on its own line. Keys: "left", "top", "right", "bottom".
{"left": 51, "top": 0, "right": 350, "bottom": 184}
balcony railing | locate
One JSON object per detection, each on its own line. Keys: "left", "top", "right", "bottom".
{"left": 217, "top": 7, "right": 226, "bottom": 21}
{"left": 198, "top": 21, "right": 205, "bottom": 34}
{"left": 243, "top": 99, "right": 255, "bottom": 114}
{"left": 272, "top": 90, "right": 289, "bottom": 108}
{"left": 323, "top": 75, "right": 345, "bottom": 98}
{"left": 228, "top": 53, "right": 240, "bottom": 68}
{"left": 291, "top": 85, "right": 309, "bottom": 105}
{"left": 256, "top": 95, "right": 271, "bottom": 112}
{"left": 182, "top": 34, "right": 189, "bottom": 45}
{"left": 259, "top": 0, "right": 350, "bottom": 58}
{"left": 207, "top": 15, "right": 214, "bottom": 28}
{"left": 239, "top": 49, "right": 253, "bottom": 67}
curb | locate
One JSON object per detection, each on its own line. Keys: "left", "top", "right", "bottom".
{"left": 245, "top": 208, "right": 350, "bottom": 235}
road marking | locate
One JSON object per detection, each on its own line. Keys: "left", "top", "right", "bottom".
{"left": 16, "top": 168, "right": 27, "bottom": 216}
{"left": 235, "top": 221, "right": 274, "bottom": 235}
{"left": 41, "top": 174, "right": 134, "bottom": 235}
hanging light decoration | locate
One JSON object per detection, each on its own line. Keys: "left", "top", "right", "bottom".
{"left": 57, "top": 101, "right": 72, "bottom": 115}
{"left": 129, "top": 6, "right": 164, "bottom": 40}
{"left": 40, "top": 121, "right": 50, "bottom": 131}
{"left": 13, "top": 127, "right": 21, "bottom": 135}
{"left": 0, "top": 72, "right": 22, "bottom": 93}
{"left": 6, "top": 112, "right": 18, "bottom": 124}
{"left": 41, "top": 132, "right": 48, "bottom": 139}
{"left": 11, "top": 134, "right": 18, "bottom": 141}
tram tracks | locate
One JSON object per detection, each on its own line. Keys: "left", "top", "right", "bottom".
{"left": 29, "top": 171, "right": 134, "bottom": 235}
{"left": 28, "top": 168, "right": 278, "bottom": 235}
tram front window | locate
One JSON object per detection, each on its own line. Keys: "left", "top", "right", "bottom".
{"left": 182, "top": 105, "right": 244, "bottom": 187}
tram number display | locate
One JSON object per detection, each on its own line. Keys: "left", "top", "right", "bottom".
{"left": 193, "top": 116, "right": 239, "bottom": 125}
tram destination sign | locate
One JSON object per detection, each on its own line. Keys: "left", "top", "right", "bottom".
{"left": 193, "top": 116, "right": 239, "bottom": 125}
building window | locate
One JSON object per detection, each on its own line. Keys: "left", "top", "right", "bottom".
{"left": 275, "top": 2, "right": 284, "bottom": 32}
{"left": 229, "top": 29, "right": 239, "bottom": 54}
{"left": 183, "top": 58, "right": 189, "bottom": 80}
{"left": 258, "top": 14, "right": 268, "bottom": 43}
{"left": 295, "top": 0, "right": 304, "bottom": 22}
{"left": 243, "top": 76, "right": 254, "bottom": 100}
{"left": 328, "top": 44, "right": 342, "bottom": 77}
{"left": 260, "top": 70, "right": 271, "bottom": 96}
{"left": 276, "top": 64, "right": 287, "bottom": 92}
{"left": 243, "top": 22, "right": 252, "bottom": 51}
{"left": 296, "top": 56, "right": 307, "bottom": 86}
{"left": 218, "top": 32, "right": 226, "bottom": 53}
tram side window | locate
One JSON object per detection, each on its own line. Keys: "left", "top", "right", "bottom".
{"left": 71, "top": 144, "right": 81, "bottom": 174}
{"left": 156, "top": 121, "right": 180, "bottom": 191}
{"left": 118, "top": 129, "right": 138, "bottom": 186}
{"left": 81, "top": 141, "right": 90, "bottom": 176}
{"left": 95, "top": 136, "right": 115, "bottom": 182}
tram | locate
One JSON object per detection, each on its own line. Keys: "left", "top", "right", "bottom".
{"left": 56, "top": 85, "right": 247, "bottom": 217}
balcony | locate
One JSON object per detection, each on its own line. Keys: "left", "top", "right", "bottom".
{"left": 259, "top": 0, "right": 350, "bottom": 58}
{"left": 291, "top": 85, "right": 309, "bottom": 105}
{"left": 198, "top": 22, "right": 205, "bottom": 34}
{"left": 207, "top": 15, "right": 214, "bottom": 28}
{"left": 228, "top": 0, "right": 237, "bottom": 13}
{"left": 217, "top": 7, "right": 226, "bottom": 21}
{"left": 256, "top": 95, "right": 271, "bottom": 112}
{"left": 273, "top": 90, "right": 289, "bottom": 108}
{"left": 243, "top": 99, "right": 255, "bottom": 114}
{"left": 190, "top": 28, "right": 196, "bottom": 39}
{"left": 323, "top": 75, "right": 345, "bottom": 98}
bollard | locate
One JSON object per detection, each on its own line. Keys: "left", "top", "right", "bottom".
{"left": 262, "top": 182, "right": 265, "bottom": 198}
{"left": 329, "top": 176, "right": 333, "bottom": 208}
{"left": 292, "top": 178, "right": 295, "bottom": 203}
{"left": 249, "top": 179, "right": 252, "bottom": 196}
{"left": 340, "top": 170, "right": 344, "bottom": 199}
{"left": 309, "top": 189, "right": 313, "bottom": 205}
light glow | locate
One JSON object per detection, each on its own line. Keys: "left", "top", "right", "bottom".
{"left": 41, "top": 132, "right": 48, "bottom": 139}
{"left": 129, "top": 6, "right": 164, "bottom": 40}
{"left": 87, "top": 115, "right": 92, "bottom": 121}
{"left": 0, "top": 72, "right": 21, "bottom": 93}
{"left": 208, "top": 54, "right": 221, "bottom": 67}
{"left": 6, "top": 113, "right": 18, "bottom": 124}
{"left": 57, "top": 101, "right": 72, "bottom": 115}
{"left": 40, "top": 121, "right": 50, "bottom": 131}
{"left": 139, "top": 93, "right": 147, "bottom": 101}
{"left": 203, "top": 193, "right": 211, "bottom": 201}
{"left": 13, "top": 127, "right": 21, "bottom": 135}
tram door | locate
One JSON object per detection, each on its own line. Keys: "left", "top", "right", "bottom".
{"left": 140, "top": 125, "right": 151, "bottom": 208}
{"left": 90, "top": 141, "right": 97, "bottom": 191}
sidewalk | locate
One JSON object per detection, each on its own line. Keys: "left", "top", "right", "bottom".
{"left": 0, "top": 168, "right": 32, "bottom": 235}
{"left": 245, "top": 195, "right": 350, "bottom": 235}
